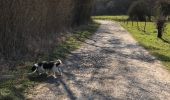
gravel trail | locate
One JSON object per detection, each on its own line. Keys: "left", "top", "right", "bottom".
{"left": 28, "top": 20, "right": 170, "bottom": 100}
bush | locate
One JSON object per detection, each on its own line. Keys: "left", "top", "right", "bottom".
{"left": 0, "top": 0, "right": 93, "bottom": 62}
{"left": 72, "top": 0, "right": 94, "bottom": 25}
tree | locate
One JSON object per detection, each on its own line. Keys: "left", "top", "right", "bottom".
{"left": 92, "top": 0, "right": 136, "bottom": 15}
{"left": 128, "top": 0, "right": 151, "bottom": 21}
{"left": 156, "top": 0, "right": 170, "bottom": 38}
{"left": 72, "top": 0, "right": 94, "bottom": 26}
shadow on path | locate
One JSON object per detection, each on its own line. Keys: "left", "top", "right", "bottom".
{"left": 28, "top": 20, "right": 170, "bottom": 100}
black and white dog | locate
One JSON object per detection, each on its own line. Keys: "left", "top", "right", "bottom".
{"left": 31, "top": 59, "right": 63, "bottom": 78}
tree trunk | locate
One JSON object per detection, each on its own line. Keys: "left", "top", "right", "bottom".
{"left": 156, "top": 18, "right": 166, "bottom": 39}
{"left": 137, "top": 18, "right": 139, "bottom": 30}
{"left": 157, "top": 28, "right": 163, "bottom": 38}
{"left": 144, "top": 20, "right": 146, "bottom": 32}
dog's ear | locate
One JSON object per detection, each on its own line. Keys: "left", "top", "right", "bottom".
{"left": 55, "top": 60, "right": 62, "bottom": 66}
{"left": 57, "top": 59, "right": 62, "bottom": 64}
{"left": 55, "top": 62, "right": 60, "bottom": 66}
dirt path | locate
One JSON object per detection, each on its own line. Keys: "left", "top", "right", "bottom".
{"left": 27, "top": 20, "right": 170, "bottom": 100}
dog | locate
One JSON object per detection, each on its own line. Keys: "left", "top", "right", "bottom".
{"left": 31, "top": 59, "right": 63, "bottom": 78}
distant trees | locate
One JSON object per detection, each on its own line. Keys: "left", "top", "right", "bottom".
{"left": 128, "top": 0, "right": 151, "bottom": 21}
{"left": 127, "top": 0, "right": 170, "bottom": 39}
{"left": 92, "top": 0, "right": 136, "bottom": 15}
{"left": 157, "top": 0, "right": 170, "bottom": 17}
{"left": 93, "top": 0, "right": 170, "bottom": 39}
{"left": 73, "top": 0, "right": 94, "bottom": 25}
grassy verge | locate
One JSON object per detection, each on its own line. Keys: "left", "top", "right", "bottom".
{"left": 93, "top": 16, "right": 170, "bottom": 70}
{"left": 92, "top": 16, "right": 128, "bottom": 21}
{"left": 49, "top": 22, "right": 100, "bottom": 60}
{"left": 0, "top": 21, "right": 99, "bottom": 100}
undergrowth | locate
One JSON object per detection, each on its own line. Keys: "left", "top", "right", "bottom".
{"left": 0, "top": 21, "right": 99, "bottom": 100}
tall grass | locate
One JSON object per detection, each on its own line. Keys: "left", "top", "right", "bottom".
{"left": 0, "top": 0, "right": 94, "bottom": 69}
{"left": 0, "top": 21, "right": 99, "bottom": 100}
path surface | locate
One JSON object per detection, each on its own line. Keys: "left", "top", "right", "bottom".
{"left": 27, "top": 21, "right": 170, "bottom": 100}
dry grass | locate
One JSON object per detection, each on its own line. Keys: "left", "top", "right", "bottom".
{"left": 0, "top": 21, "right": 99, "bottom": 100}
{"left": 0, "top": 0, "right": 94, "bottom": 70}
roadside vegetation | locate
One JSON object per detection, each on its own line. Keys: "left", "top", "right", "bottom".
{"left": 0, "top": 22, "right": 99, "bottom": 100}
{"left": 0, "top": 0, "right": 97, "bottom": 99}
{"left": 1, "top": 0, "right": 170, "bottom": 99}
{"left": 93, "top": 16, "right": 170, "bottom": 70}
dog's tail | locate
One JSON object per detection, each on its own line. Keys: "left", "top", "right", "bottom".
{"left": 25, "top": 69, "right": 37, "bottom": 75}
{"left": 57, "top": 59, "right": 62, "bottom": 64}
{"left": 27, "top": 65, "right": 38, "bottom": 75}
{"left": 29, "top": 69, "right": 37, "bottom": 75}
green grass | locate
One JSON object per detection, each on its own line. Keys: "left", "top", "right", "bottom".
{"left": 0, "top": 21, "right": 99, "bottom": 100}
{"left": 92, "top": 15, "right": 128, "bottom": 22}
{"left": 122, "top": 22, "right": 170, "bottom": 69}
{"left": 93, "top": 16, "right": 170, "bottom": 70}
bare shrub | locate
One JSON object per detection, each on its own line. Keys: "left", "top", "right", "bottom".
{"left": 0, "top": 0, "right": 93, "bottom": 67}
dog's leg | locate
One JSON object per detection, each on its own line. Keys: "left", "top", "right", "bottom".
{"left": 58, "top": 67, "right": 62, "bottom": 76}
{"left": 36, "top": 71, "right": 40, "bottom": 75}
{"left": 37, "top": 66, "right": 44, "bottom": 75}
{"left": 35, "top": 68, "right": 41, "bottom": 75}
{"left": 39, "top": 73, "right": 42, "bottom": 75}
{"left": 46, "top": 70, "right": 49, "bottom": 75}
{"left": 53, "top": 72, "right": 57, "bottom": 78}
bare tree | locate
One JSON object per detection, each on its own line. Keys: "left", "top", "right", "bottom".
{"left": 155, "top": 0, "right": 170, "bottom": 38}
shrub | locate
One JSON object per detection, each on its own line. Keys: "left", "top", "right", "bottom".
{"left": 0, "top": 0, "right": 93, "bottom": 62}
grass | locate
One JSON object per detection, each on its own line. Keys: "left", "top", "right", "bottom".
{"left": 0, "top": 21, "right": 99, "bottom": 100}
{"left": 49, "top": 22, "right": 100, "bottom": 60}
{"left": 93, "top": 16, "right": 170, "bottom": 70}
{"left": 92, "top": 16, "right": 128, "bottom": 22}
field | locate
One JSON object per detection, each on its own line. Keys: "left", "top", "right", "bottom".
{"left": 93, "top": 16, "right": 170, "bottom": 70}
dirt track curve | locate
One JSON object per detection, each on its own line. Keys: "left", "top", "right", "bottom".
{"left": 27, "top": 20, "right": 170, "bottom": 100}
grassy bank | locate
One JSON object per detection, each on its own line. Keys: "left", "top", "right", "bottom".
{"left": 93, "top": 16, "right": 170, "bottom": 70}
{"left": 0, "top": 22, "right": 99, "bottom": 100}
